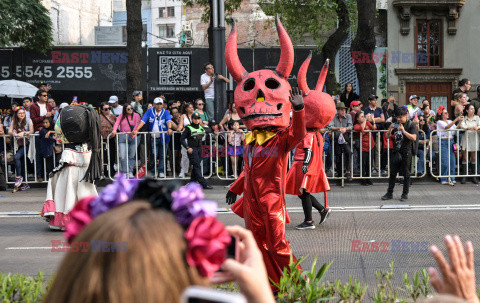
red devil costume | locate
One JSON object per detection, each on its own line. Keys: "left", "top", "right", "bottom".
{"left": 285, "top": 54, "right": 336, "bottom": 230}
{"left": 225, "top": 17, "right": 306, "bottom": 290}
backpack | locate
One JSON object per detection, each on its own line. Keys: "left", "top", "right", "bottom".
{"left": 406, "top": 120, "right": 419, "bottom": 155}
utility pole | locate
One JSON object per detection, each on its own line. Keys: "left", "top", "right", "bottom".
{"left": 212, "top": 0, "right": 226, "bottom": 121}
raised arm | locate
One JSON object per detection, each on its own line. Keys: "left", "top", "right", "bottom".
{"left": 286, "top": 88, "right": 306, "bottom": 150}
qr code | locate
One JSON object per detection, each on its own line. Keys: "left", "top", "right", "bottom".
{"left": 159, "top": 56, "right": 190, "bottom": 85}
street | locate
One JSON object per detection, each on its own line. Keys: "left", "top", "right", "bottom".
{"left": 1, "top": 181, "right": 480, "bottom": 292}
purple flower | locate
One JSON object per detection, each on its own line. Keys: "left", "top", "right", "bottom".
{"left": 90, "top": 173, "right": 141, "bottom": 218}
{"left": 171, "top": 182, "right": 217, "bottom": 225}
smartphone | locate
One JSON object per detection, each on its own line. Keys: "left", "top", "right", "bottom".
{"left": 226, "top": 235, "right": 236, "bottom": 259}
{"left": 414, "top": 113, "right": 418, "bottom": 120}
{"left": 390, "top": 92, "right": 394, "bottom": 97}
{"left": 73, "top": 96, "right": 78, "bottom": 102}
{"left": 210, "top": 236, "right": 238, "bottom": 284}
{"left": 181, "top": 286, "right": 246, "bottom": 303}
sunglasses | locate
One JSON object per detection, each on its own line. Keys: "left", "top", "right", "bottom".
{"left": 103, "top": 107, "right": 110, "bottom": 110}
{"left": 127, "top": 108, "right": 133, "bottom": 111}
{"left": 197, "top": 103, "right": 205, "bottom": 106}
{"left": 41, "top": 94, "right": 48, "bottom": 97}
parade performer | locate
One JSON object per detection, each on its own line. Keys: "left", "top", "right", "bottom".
{"left": 41, "top": 104, "right": 102, "bottom": 230}
{"left": 285, "top": 54, "right": 336, "bottom": 230}
{"left": 225, "top": 16, "right": 306, "bottom": 290}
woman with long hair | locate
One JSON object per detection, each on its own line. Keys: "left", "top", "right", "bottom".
{"left": 340, "top": 82, "right": 359, "bottom": 108}
{"left": 459, "top": 103, "right": 480, "bottom": 184}
{"left": 436, "top": 106, "right": 463, "bottom": 185}
{"left": 219, "top": 102, "right": 245, "bottom": 131}
{"left": 8, "top": 107, "right": 33, "bottom": 192}
{"left": 353, "top": 111, "right": 377, "bottom": 186}
{"left": 39, "top": 117, "right": 56, "bottom": 179}
{"left": 415, "top": 115, "right": 431, "bottom": 176}
{"left": 177, "top": 102, "right": 195, "bottom": 178}
{"left": 112, "top": 104, "right": 141, "bottom": 178}
{"left": 99, "top": 102, "right": 117, "bottom": 177}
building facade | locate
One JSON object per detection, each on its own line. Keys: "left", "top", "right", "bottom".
{"left": 150, "top": 0, "right": 186, "bottom": 47}
{"left": 388, "top": 0, "right": 476, "bottom": 112}
{"left": 41, "top": 0, "right": 113, "bottom": 45}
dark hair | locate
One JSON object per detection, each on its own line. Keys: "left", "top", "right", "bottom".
{"left": 228, "top": 120, "right": 239, "bottom": 129}
{"left": 121, "top": 103, "right": 134, "bottom": 120}
{"left": 182, "top": 102, "right": 194, "bottom": 115}
{"left": 464, "top": 104, "right": 475, "bottom": 116}
{"left": 228, "top": 102, "right": 235, "bottom": 112}
{"left": 12, "top": 108, "right": 27, "bottom": 131}
{"left": 395, "top": 106, "right": 408, "bottom": 117}
{"left": 43, "top": 117, "right": 54, "bottom": 130}
{"left": 36, "top": 89, "right": 47, "bottom": 97}
{"left": 381, "top": 98, "right": 388, "bottom": 106}
{"left": 342, "top": 82, "right": 354, "bottom": 94}
{"left": 203, "top": 62, "right": 213, "bottom": 70}
{"left": 420, "top": 103, "right": 430, "bottom": 111}
{"left": 100, "top": 102, "right": 108, "bottom": 109}
{"left": 459, "top": 78, "right": 469, "bottom": 87}
{"left": 23, "top": 97, "right": 32, "bottom": 102}
{"left": 353, "top": 111, "right": 364, "bottom": 125}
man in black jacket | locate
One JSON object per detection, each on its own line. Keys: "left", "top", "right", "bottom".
{"left": 180, "top": 113, "right": 212, "bottom": 189}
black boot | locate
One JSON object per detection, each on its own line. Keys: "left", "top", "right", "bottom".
{"left": 460, "top": 163, "right": 467, "bottom": 184}
{"left": 470, "top": 165, "right": 479, "bottom": 184}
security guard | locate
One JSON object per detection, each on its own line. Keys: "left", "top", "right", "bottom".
{"left": 180, "top": 113, "right": 213, "bottom": 189}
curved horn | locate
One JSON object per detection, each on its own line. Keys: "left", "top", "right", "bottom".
{"left": 297, "top": 52, "right": 312, "bottom": 95}
{"left": 315, "top": 59, "right": 329, "bottom": 91}
{"left": 225, "top": 20, "right": 247, "bottom": 83}
{"left": 274, "top": 15, "right": 294, "bottom": 79}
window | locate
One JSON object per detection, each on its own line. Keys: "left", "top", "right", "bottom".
{"left": 416, "top": 20, "right": 442, "bottom": 67}
{"left": 159, "top": 7, "right": 164, "bottom": 18}
{"left": 159, "top": 25, "right": 175, "bottom": 38}
{"left": 167, "top": 7, "right": 175, "bottom": 17}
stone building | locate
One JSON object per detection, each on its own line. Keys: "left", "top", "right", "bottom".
{"left": 388, "top": 0, "right": 477, "bottom": 112}
{"left": 41, "top": 0, "right": 113, "bottom": 45}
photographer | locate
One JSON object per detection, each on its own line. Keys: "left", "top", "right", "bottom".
{"left": 381, "top": 107, "right": 418, "bottom": 201}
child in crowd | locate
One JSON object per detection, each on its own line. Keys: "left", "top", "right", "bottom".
{"left": 39, "top": 118, "right": 56, "bottom": 179}
{"left": 353, "top": 112, "right": 377, "bottom": 185}
{"left": 227, "top": 120, "right": 244, "bottom": 178}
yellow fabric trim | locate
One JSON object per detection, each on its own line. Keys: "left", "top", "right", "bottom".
{"left": 245, "top": 129, "right": 276, "bottom": 146}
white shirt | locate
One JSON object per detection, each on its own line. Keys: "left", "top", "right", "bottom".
{"left": 111, "top": 105, "right": 123, "bottom": 117}
{"left": 152, "top": 110, "right": 161, "bottom": 138}
{"left": 25, "top": 110, "right": 31, "bottom": 120}
{"left": 201, "top": 73, "right": 215, "bottom": 99}
{"left": 437, "top": 120, "right": 457, "bottom": 139}
{"left": 38, "top": 103, "right": 47, "bottom": 116}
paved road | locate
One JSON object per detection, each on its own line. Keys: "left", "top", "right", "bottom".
{"left": 1, "top": 181, "right": 480, "bottom": 294}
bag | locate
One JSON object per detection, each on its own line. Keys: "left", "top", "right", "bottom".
{"left": 392, "top": 151, "right": 403, "bottom": 165}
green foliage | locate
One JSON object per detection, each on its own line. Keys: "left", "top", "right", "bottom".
{"left": 402, "top": 269, "right": 432, "bottom": 302}
{"left": 259, "top": 0, "right": 357, "bottom": 50}
{"left": 0, "top": 0, "right": 53, "bottom": 52}
{"left": 378, "top": 55, "right": 387, "bottom": 99}
{"left": 0, "top": 272, "right": 48, "bottom": 302}
{"left": 182, "top": 0, "right": 243, "bottom": 24}
{"left": 371, "top": 262, "right": 399, "bottom": 303}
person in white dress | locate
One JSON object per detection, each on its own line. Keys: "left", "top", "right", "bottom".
{"left": 459, "top": 104, "right": 480, "bottom": 184}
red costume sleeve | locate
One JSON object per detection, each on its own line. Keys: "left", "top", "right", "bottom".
{"left": 302, "top": 132, "right": 314, "bottom": 149}
{"left": 229, "top": 170, "right": 245, "bottom": 195}
{"left": 286, "top": 108, "right": 306, "bottom": 151}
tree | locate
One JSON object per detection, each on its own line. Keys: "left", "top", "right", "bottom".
{"left": 260, "top": 0, "right": 357, "bottom": 95}
{"left": 351, "top": 0, "right": 377, "bottom": 103}
{"left": 125, "top": 0, "right": 143, "bottom": 103}
{"left": 0, "top": 0, "right": 53, "bottom": 52}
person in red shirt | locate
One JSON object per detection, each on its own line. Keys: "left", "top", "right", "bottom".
{"left": 353, "top": 112, "right": 377, "bottom": 185}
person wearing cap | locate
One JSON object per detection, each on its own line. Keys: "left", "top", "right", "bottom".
{"left": 406, "top": 95, "right": 422, "bottom": 119}
{"left": 132, "top": 97, "right": 173, "bottom": 178}
{"left": 349, "top": 100, "right": 362, "bottom": 122}
{"left": 327, "top": 102, "right": 353, "bottom": 185}
{"left": 108, "top": 96, "right": 123, "bottom": 117}
{"left": 349, "top": 100, "right": 363, "bottom": 175}
{"left": 180, "top": 112, "right": 212, "bottom": 189}
{"left": 130, "top": 91, "right": 144, "bottom": 117}
{"left": 363, "top": 94, "right": 385, "bottom": 174}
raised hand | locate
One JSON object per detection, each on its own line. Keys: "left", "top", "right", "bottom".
{"left": 289, "top": 87, "right": 304, "bottom": 110}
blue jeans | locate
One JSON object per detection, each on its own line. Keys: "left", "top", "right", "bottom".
{"left": 118, "top": 134, "right": 139, "bottom": 175}
{"left": 417, "top": 149, "right": 425, "bottom": 175}
{"left": 14, "top": 145, "right": 28, "bottom": 178}
{"left": 440, "top": 140, "right": 456, "bottom": 182}
{"left": 151, "top": 137, "right": 167, "bottom": 175}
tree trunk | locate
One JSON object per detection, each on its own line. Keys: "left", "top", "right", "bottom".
{"left": 208, "top": 0, "right": 214, "bottom": 62}
{"left": 321, "top": 0, "right": 350, "bottom": 95}
{"left": 126, "top": 0, "right": 143, "bottom": 103}
{"left": 351, "top": 0, "right": 377, "bottom": 104}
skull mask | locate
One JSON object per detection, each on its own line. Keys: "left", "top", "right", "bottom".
{"left": 297, "top": 54, "right": 336, "bottom": 129}
{"left": 225, "top": 16, "right": 294, "bottom": 130}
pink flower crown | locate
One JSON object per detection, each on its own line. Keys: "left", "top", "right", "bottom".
{"left": 64, "top": 174, "right": 231, "bottom": 278}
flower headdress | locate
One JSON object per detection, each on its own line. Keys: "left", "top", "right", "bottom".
{"left": 437, "top": 105, "right": 446, "bottom": 115}
{"left": 64, "top": 174, "right": 230, "bottom": 278}
{"left": 13, "top": 106, "right": 24, "bottom": 112}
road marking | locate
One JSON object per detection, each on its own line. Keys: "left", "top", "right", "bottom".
{"left": 5, "top": 247, "right": 52, "bottom": 250}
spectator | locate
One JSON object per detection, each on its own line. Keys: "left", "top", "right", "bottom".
{"left": 99, "top": 102, "right": 117, "bottom": 177}
{"left": 227, "top": 121, "right": 245, "bottom": 178}
{"left": 133, "top": 97, "right": 173, "bottom": 178}
{"left": 349, "top": 101, "right": 362, "bottom": 174}
{"left": 406, "top": 95, "right": 422, "bottom": 119}
{"left": 47, "top": 97, "right": 59, "bottom": 122}
{"left": 416, "top": 116, "right": 431, "bottom": 176}
{"left": 421, "top": 103, "right": 436, "bottom": 128}
{"left": 349, "top": 100, "right": 362, "bottom": 123}
{"left": 451, "top": 78, "right": 471, "bottom": 112}
{"left": 131, "top": 90, "right": 144, "bottom": 117}
{"left": 340, "top": 82, "right": 359, "bottom": 108}
{"left": 459, "top": 104, "right": 480, "bottom": 184}
{"left": 147, "top": 103, "right": 153, "bottom": 110}
{"left": 108, "top": 95, "right": 123, "bottom": 117}
{"left": 219, "top": 102, "right": 245, "bottom": 131}
{"left": 22, "top": 97, "right": 32, "bottom": 120}
{"left": 353, "top": 111, "right": 376, "bottom": 185}
{"left": 381, "top": 122, "right": 395, "bottom": 176}
{"left": 469, "top": 85, "right": 480, "bottom": 115}
{"left": 38, "top": 117, "right": 56, "bottom": 179}
{"left": 3, "top": 102, "right": 18, "bottom": 132}
{"left": 200, "top": 62, "right": 230, "bottom": 120}
{"left": 436, "top": 106, "right": 462, "bottom": 185}
{"left": 8, "top": 108, "right": 33, "bottom": 192}
{"left": 194, "top": 98, "right": 210, "bottom": 128}
{"left": 363, "top": 94, "right": 385, "bottom": 174}
{"left": 382, "top": 106, "right": 418, "bottom": 201}
{"left": 454, "top": 92, "right": 469, "bottom": 119}
{"left": 382, "top": 96, "right": 398, "bottom": 122}
{"left": 177, "top": 102, "right": 196, "bottom": 178}
{"left": 180, "top": 113, "right": 212, "bottom": 189}
{"left": 112, "top": 104, "right": 141, "bottom": 178}
{"left": 168, "top": 107, "right": 182, "bottom": 176}
{"left": 327, "top": 102, "right": 353, "bottom": 184}
{"left": 30, "top": 89, "right": 54, "bottom": 182}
